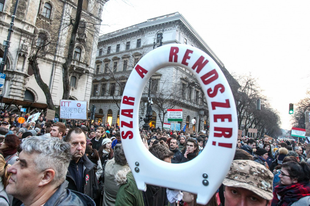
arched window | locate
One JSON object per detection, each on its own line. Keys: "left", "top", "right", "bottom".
{"left": 24, "top": 90, "right": 35, "bottom": 102}
{"left": 107, "top": 109, "right": 113, "bottom": 126}
{"left": 70, "top": 76, "right": 77, "bottom": 87}
{"left": 99, "top": 109, "right": 103, "bottom": 114}
{"left": 36, "top": 33, "right": 47, "bottom": 47}
{"left": 74, "top": 47, "right": 81, "bottom": 61}
{"left": 42, "top": 2, "right": 52, "bottom": 19}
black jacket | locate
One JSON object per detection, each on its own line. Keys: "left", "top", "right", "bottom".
{"left": 21, "top": 181, "right": 95, "bottom": 206}
{"left": 66, "top": 155, "right": 100, "bottom": 200}
{"left": 171, "top": 148, "right": 183, "bottom": 163}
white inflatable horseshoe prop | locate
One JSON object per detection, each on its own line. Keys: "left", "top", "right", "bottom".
{"left": 120, "top": 44, "right": 238, "bottom": 205}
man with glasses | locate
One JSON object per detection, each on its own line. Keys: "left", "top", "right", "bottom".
{"left": 223, "top": 160, "right": 274, "bottom": 206}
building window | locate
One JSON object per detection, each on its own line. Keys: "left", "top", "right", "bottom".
{"left": 96, "top": 65, "right": 100, "bottom": 74}
{"left": 151, "top": 79, "right": 159, "bottom": 92}
{"left": 136, "top": 39, "right": 141, "bottom": 48}
{"left": 126, "top": 41, "right": 130, "bottom": 50}
{"left": 123, "top": 60, "right": 128, "bottom": 71}
{"left": 74, "top": 47, "right": 81, "bottom": 61}
{"left": 36, "top": 32, "right": 47, "bottom": 47}
{"left": 99, "top": 49, "right": 102, "bottom": 56}
{"left": 0, "top": 0, "right": 4, "bottom": 12}
{"left": 110, "top": 83, "right": 115, "bottom": 96}
{"left": 116, "top": 44, "right": 120, "bottom": 52}
{"left": 189, "top": 87, "right": 192, "bottom": 101}
{"left": 157, "top": 33, "right": 163, "bottom": 44}
{"left": 119, "top": 82, "right": 126, "bottom": 96}
{"left": 107, "top": 46, "right": 111, "bottom": 54}
{"left": 42, "top": 2, "right": 52, "bottom": 19}
{"left": 104, "top": 63, "right": 109, "bottom": 73}
{"left": 92, "top": 84, "right": 98, "bottom": 96}
{"left": 113, "top": 62, "right": 117, "bottom": 72}
{"left": 196, "top": 91, "right": 199, "bottom": 104}
{"left": 101, "top": 83, "right": 106, "bottom": 96}
{"left": 182, "top": 83, "right": 187, "bottom": 99}
{"left": 70, "top": 76, "right": 77, "bottom": 88}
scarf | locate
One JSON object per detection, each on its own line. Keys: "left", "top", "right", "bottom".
{"left": 272, "top": 182, "right": 310, "bottom": 206}
{"left": 2, "top": 148, "right": 17, "bottom": 158}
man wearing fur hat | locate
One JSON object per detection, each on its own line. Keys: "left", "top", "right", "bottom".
{"left": 223, "top": 160, "right": 274, "bottom": 206}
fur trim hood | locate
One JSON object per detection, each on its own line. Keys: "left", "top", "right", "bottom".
{"left": 115, "top": 167, "right": 131, "bottom": 185}
{"left": 279, "top": 147, "right": 288, "bottom": 155}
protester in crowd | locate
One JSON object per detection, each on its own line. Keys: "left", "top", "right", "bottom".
{"left": 169, "top": 137, "right": 182, "bottom": 163}
{"left": 144, "top": 141, "right": 174, "bottom": 206}
{"left": 50, "top": 122, "right": 66, "bottom": 139}
{"left": 91, "top": 127, "right": 105, "bottom": 150}
{"left": 0, "top": 134, "right": 20, "bottom": 165}
{"left": 295, "top": 146, "right": 306, "bottom": 162}
{"left": 111, "top": 132, "right": 121, "bottom": 149}
{"left": 272, "top": 161, "right": 310, "bottom": 205}
{"left": 264, "top": 143, "right": 274, "bottom": 168}
{"left": 180, "top": 138, "right": 199, "bottom": 162}
{"left": 273, "top": 156, "right": 298, "bottom": 189}
{"left": 241, "top": 138, "right": 256, "bottom": 156}
{"left": 223, "top": 160, "right": 274, "bottom": 206}
{"left": 270, "top": 147, "right": 288, "bottom": 172}
{"left": 254, "top": 147, "right": 269, "bottom": 169}
{"left": 98, "top": 138, "right": 113, "bottom": 167}
{"left": 0, "top": 154, "right": 11, "bottom": 205}
{"left": 64, "top": 128, "right": 100, "bottom": 201}
{"left": 6, "top": 136, "right": 95, "bottom": 206}
{"left": 103, "top": 144, "right": 130, "bottom": 206}
{"left": 178, "top": 136, "right": 186, "bottom": 152}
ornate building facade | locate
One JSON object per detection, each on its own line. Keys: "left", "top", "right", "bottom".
{"left": 0, "top": 0, "right": 108, "bottom": 111}
{"left": 91, "top": 12, "right": 239, "bottom": 131}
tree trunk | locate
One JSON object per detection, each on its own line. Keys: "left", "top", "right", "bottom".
{"left": 62, "top": 0, "right": 83, "bottom": 99}
{"left": 29, "top": 56, "right": 55, "bottom": 110}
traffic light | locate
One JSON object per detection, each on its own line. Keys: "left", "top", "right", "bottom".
{"left": 289, "top": 103, "right": 294, "bottom": 114}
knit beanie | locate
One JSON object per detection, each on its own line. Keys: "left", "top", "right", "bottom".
{"left": 101, "top": 138, "right": 111, "bottom": 146}
{"left": 255, "top": 147, "right": 268, "bottom": 156}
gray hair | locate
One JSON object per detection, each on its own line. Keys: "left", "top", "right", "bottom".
{"left": 17, "top": 128, "right": 26, "bottom": 135}
{"left": 114, "top": 144, "right": 127, "bottom": 166}
{"left": 21, "top": 136, "right": 72, "bottom": 185}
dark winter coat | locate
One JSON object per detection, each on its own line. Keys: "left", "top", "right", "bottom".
{"left": 21, "top": 181, "right": 95, "bottom": 206}
{"left": 171, "top": 148, "right": 183, "bottom": 163}
{"left": 66, "top": 155, "right": 100, "bottom": 201}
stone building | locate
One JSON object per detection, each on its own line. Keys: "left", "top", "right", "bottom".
{"left": 0, "top": 0, "right": 108, "bottom": 111}
{"left": 91, "top": 12, "right": 239, "bottom": 131}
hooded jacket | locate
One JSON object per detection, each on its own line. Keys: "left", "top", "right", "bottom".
{"left": 115, "top": 168, "right": 144, "bottom": 206}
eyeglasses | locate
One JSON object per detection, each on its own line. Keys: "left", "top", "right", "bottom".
{"left": 280, "top": 171, "right": 290, "bottom": 177}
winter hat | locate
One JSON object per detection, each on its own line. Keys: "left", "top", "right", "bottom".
{"left": 255, "top": 148, "right": 268, "bottom": 156}
{"left": 101, "top": 138, "right": 111, "bottom": 146}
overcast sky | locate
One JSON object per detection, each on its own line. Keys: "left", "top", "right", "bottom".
{"left": 100, "top": 0, "right": 310, "bottom": 130}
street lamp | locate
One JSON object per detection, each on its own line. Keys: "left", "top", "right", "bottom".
{"left": 143, "top": 30, "right": 164, "bottom": 130}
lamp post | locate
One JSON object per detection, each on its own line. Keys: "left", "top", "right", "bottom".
{"left": 0, "top": 0, "right": 19, "bottom": 73}
{"left": 143, "top": 30, "right": 163, "bottom": 130}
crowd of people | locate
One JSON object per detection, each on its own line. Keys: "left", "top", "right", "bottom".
{"left": 0, "top": 110, "right": 310, "bottom": 205}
